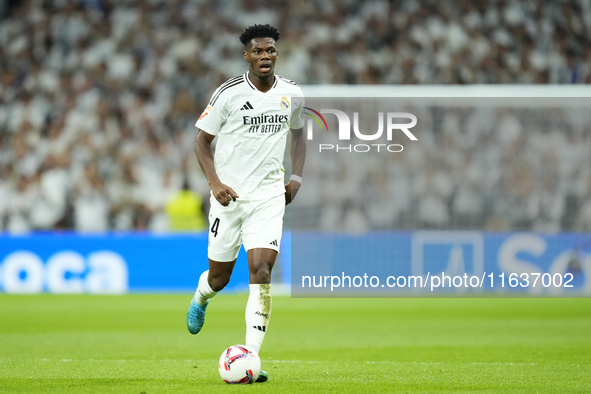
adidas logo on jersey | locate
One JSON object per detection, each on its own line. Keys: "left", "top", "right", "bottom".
{"left": 270, "top": 240, "right": 278, "bottom": 246}
{"left": 240, "top": 101, "right": 254, "bottom": 110}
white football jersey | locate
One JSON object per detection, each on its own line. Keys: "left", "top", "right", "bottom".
{"left": 195, "top": 72, "right": 305, "bottom": 201}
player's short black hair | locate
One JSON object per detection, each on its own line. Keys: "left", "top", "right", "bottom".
{"left": 239, "top": 24, "right": 280, "bottom": 46}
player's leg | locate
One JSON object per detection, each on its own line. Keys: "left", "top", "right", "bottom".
{"left": 187, "top": 259, "right": 235, "bottom": 335}
{"left": 241, "top": 194, "right": 284, "bottom": 383}
{"left": 187, "top": 197, "right": 244, "bottom": 334}
{"left": 206, "top": 259, "right": 237, "bottom": 291}
{"left": 245, "top": 248, "right": 276, "bottom": 383}
{"left": 245, "top": 247, "right": 277, "bottom": 352}
{"left": 193, "top": 259, "right": 237, "bottom": 305}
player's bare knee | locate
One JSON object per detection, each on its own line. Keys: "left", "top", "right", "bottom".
{"left": 251, "top": 264, "right": 272, "bottom": 284}
{"left": 255, "top": 271, "right": 271, "bottom": 284}
{"left": 209, "top": 274, "right": 231, "bottom": 292}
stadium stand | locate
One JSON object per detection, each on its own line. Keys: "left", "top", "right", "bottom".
{"left": 0, "top": 0, "right": 590, "bottom": 232}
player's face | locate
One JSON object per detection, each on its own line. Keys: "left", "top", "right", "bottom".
{"left": 243, "top": 37, "right": 278, "bottom": 79}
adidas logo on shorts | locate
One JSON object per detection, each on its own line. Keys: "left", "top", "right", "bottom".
{"left": 270, "top": 240, "right": 278, "bottom": 246}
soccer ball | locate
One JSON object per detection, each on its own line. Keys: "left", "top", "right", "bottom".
{"left": 218, "top": 345, "right": 261, "bottom": 384}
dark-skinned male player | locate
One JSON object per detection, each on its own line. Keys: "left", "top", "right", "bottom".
{"left": 186, "top": 24, "right": 306, "bottom": 383}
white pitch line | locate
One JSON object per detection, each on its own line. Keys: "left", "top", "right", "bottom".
{"left": 1, "top": 358, "right": 587, "bottom": 367}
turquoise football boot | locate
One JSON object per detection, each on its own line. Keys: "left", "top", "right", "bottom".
{"left": 186, "top": 299, "right": 208, "bottom": 334}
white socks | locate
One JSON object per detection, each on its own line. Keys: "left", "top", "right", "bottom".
{"left": 245, "top": 284, "right": 272, "bottom": 354}
{"left": 194, "top": 275, "right": 271, "bottom": 354}
{"left": 194, "top": 270, "right": 218, "bottom": 305}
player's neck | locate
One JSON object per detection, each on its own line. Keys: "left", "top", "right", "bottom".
{"left": 247, "top": 71, "right": 275, "bottom": 93}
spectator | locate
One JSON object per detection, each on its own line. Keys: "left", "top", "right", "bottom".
{"left": 165, "top": 178, "right": 207, "bottom": 232}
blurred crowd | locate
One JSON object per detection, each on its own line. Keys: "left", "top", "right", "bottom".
{"left": 293, "top": 102, "right": 591, "bottom": 233}
{"left": 0, "top": 0, "right": 590, "bottom": 233}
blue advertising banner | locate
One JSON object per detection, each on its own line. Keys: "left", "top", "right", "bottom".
{"left": 1, "top": 231, "right": 590, "bottom": 295}
{"left": 0, "top": 233, "right": 250, "bottom": 293}
{"left": 291, "top": 231, "right": 591, "bottom": 296}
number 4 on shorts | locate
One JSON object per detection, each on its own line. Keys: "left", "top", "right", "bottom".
{"left": 211, "top": 218, "right": 220, "bottom": 237}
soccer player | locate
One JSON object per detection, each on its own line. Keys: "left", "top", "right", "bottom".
{"left": 186, "top": 24, "right": 306, "bottom": 383}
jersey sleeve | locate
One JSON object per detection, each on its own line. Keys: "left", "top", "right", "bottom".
{"left": 195, "top": 89, "right": 229, "bottom": 136}
{"left": 290, "top": 93, "right": 305, "bottom": 130}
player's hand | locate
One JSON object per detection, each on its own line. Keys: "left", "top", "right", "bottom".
{"left": 285, "top": 181, "right": 300, "bottom": 205}
{"left": 211, "top": 181, "right": 239, "bottom": 206}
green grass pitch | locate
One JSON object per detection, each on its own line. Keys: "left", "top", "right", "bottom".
{"left": 1, "top": 294, "right": 590, "bottom": 393}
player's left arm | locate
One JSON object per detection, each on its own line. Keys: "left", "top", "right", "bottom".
{"left": 285, "top": 126, "right": 306, "bottom": 205}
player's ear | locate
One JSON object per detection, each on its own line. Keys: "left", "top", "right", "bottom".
{"left": 243, "top": 50, "right": 248, "bottom": 61}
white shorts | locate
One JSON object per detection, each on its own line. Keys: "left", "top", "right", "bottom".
{"left": 207, "top": 194, "right": 285, "bottom": 262}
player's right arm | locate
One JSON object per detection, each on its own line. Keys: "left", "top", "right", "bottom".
{"left": 195, "top": 81, "right": 240, "bottom": 207}
{"left": 194, "top": 129, "right": 239, "bottom": 207}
